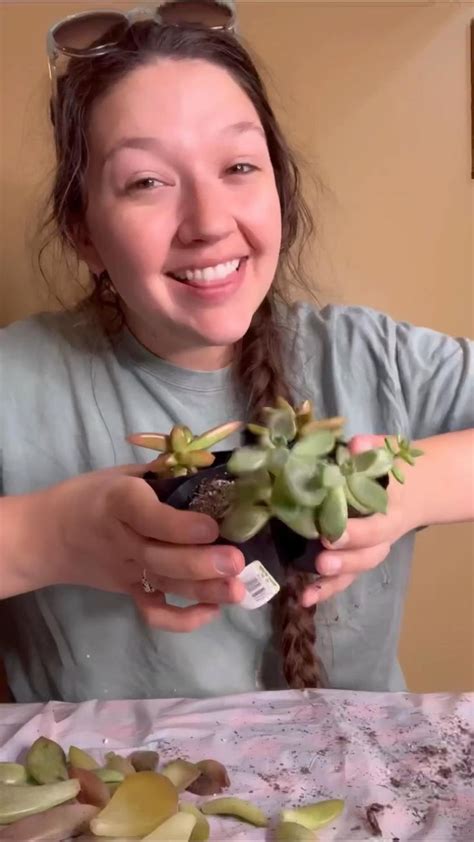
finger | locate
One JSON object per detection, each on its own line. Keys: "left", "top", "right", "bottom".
{"left": 321, "top": 514, "right": 394, "bottom": 551}
{"left": 142, "top": 541, "right": 245, "bottom": 581}
{"left": 316, "top": 542, "right": 391, "bottom": 576}
{"left": 131, "top": 588, "right": 221, "bottom": 632}
{"left": 140, "top": 573, "right": 246, "bottom": 605}
{"left": 349, "top": 434, "right": 387, "bottom": 455}
{"left": 301, "top": 573, "right": 356, "bottom": 607}
{"left": 108, "top": 476, "right": 219, "bottom": 544}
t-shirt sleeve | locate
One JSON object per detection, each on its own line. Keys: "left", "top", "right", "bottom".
{"left": 287, "top": 302, "right": 473, "bottom": 442}
{"left": 392, "top": 318, "right": 473, "bottom": 440}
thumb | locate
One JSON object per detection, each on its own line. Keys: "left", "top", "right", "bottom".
{"left": 348, "top": 434, "right": 387, "bottom": 455}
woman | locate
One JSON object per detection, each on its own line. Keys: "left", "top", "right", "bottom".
{"left": 0, "top": 4, "right": 472, "bottom": 703}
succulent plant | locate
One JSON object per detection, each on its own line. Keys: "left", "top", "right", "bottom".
{"left": 127, "top": 422, "right": 242, "bottom": 477}
{"left": 219, "top": 398, "right": 423, "bottom": 545}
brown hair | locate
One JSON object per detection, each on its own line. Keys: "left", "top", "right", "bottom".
{"left": 43, "top": 20, "right": 325, "bottom": 690}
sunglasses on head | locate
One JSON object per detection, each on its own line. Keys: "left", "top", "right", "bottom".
{"left": 47, "top": 2, "right": 236, "bottom": 103}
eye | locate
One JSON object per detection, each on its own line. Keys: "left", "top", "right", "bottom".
{"left": 127, "top": 176, "right": 165, "bottom": 192}
{"left": 226, "top": 163, "right": 259, "bottom": 176}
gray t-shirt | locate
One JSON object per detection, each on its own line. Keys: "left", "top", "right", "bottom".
{"left": 1, "top": 303, "right": 472, "bottom": 702}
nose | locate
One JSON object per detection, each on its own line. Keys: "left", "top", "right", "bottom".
{"left": 176, "top": 178, "right": 236, "bottom": 246}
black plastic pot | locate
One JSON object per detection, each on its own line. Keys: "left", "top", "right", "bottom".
{"left": 144, "top": 452, "right": 275, "bottom": 569}
{"left": 144, "top": 451, "right": 389, "bottom": 575}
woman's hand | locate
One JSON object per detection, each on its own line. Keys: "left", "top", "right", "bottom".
{"left": 3, "top": 464, "right": 245, "bottom": 631}
{"left": 301, "top": 428, "right": 474, "bottom": 607}
{"left": 301, "top": 435, "right": 411, "bottom": 607}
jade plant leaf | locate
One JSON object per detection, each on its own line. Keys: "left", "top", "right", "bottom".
{"left": 318, "top": 487, "right": 348, "bottom": 543}
{"left": 346, "top": 474, "right": 388, "bottom": 513}
{"left": 220, "top": 505, "right": 270, "bottom": 542}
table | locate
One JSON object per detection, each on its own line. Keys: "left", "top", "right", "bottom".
{"left": 0, "top": 689, "right": 472, "bottom": 840}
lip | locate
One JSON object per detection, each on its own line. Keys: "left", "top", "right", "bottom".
{"left": 169, "top": 256, "right": 248, "bottom": 302}
{"left": 165, "top": 255, "right": 247, "bottom": 276}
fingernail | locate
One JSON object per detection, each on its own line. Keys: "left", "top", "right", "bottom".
{"left": 319, "top": 556, "right": 342, "bottom": 574}
{"left": 323, "top": 531, "right": 348, "bottom": 550}
{"left": 214, "top": 553, "right": 239, "bottom": 576}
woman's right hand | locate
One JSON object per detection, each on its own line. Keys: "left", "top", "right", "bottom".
{"left": 5, "top": 465, "right": 246, "bottom": 631}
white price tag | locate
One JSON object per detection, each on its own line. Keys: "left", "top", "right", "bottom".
{"left": 237, "top": 560, "right": 280, "bottom": 610}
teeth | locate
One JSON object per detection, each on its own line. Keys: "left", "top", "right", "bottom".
{"left": 173, "top": 259, "right": 241, "bottom": 284}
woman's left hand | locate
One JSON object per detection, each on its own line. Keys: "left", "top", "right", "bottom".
{"left": 301, "top": 434, "right": 418, "bottom": 608}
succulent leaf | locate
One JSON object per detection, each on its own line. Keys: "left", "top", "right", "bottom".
{"left": 321, "top": 464, "right": 344, "bottom": 489}
{"left": 291, "top": 430, "right": 336, "bottom": 458}
{"left": 126, "top": 433, "right": 169, "bottom": 452}
{"left": 343, "top": 480, "right": 372, "bottom": 515}
{"left": 300, "top": 417, "right": 344, "bottom": 436}
{"left": 220, "top": 505, "right": 270, "bottom": 542}
{"left": 179, "top": 451, "right": 215, "bottom": 469}
{"left": 228, "top": 447, "right": 268, "bottom": 474}
{"left": 271, "top": 504, "right": 320, "bottom": 539}
{"left": 283, "top": 458, "right": 327, "bottom": 507}
{"left": 187, "top": 421, "right": 242, "bottom": 452}
{"left": 170, "top": 426, "right": 189, "bottom": 454}
{"left": 266, "top": 446, "right": 290, "bottom": 475}
{"left": 391, "top": 465, "right": 405, "bottom": 484}
{"left": 318, "top": 487, "right": 348, "bottom": 543}
{"left": 336, "top": 444, "right": 350, "bottom": 466}
{"left": 352, "top": 447, "right": 393, "bottom": 478}
{"left": 267, "top": 408, "right": 298, "bottom": 444}
{"left": 346, "top": 474, "right": 388, "bottom": 513}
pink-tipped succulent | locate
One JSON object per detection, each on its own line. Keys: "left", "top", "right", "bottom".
{"left": 127, "top": 421, "right": 242, "bottom": 477}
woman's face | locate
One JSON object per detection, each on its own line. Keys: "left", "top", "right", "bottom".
{"left": 82, "top": 58, "right": 282, "bottom": 368}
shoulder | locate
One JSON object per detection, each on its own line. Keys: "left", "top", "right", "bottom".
{"left": 278, "top": 300, "right": 398, "bottom": 362}
{"left": 0, "top": 308, "right": 106, "bottom": 371}
{"left": 280, "top": 299, "right": 471, "bottom": 364}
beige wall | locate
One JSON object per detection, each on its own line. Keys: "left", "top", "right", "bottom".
{"left": 1, "top": 1, "right": 473, "bottom": 692}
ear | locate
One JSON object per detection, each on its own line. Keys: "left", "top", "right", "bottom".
{"left": 71, "top": 222, "right": 105, "bottom": 275}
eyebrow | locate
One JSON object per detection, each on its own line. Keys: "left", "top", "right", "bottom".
{"left": 103, "top": 121, "right": 265, "bottom": 164}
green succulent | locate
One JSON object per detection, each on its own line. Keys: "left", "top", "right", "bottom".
{"left": 127, "top": 421, "right": 242, "bottom": 477}
{"left": 220, "top": 399, "right": 423, "bottom": 544}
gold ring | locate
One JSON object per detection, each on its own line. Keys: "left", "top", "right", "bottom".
{"left": 141, "top": 569, "right": 156, "bottom": 594}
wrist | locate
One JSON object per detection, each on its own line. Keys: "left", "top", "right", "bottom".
{"left": 398, "top": 430, "right": 474, "bottom": 529}
{"left": 1, "top": 489, "right": 64, "bottom": 597}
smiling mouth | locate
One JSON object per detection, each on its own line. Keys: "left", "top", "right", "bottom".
{"left": 166, "top": 257, "right": 247, "bottom": 285}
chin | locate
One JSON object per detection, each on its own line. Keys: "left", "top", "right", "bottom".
{"left": 189, "top": 308, "right": 255, "bottom": 349}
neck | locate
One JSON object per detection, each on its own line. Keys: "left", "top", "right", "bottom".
{"left": 124, "top": 310, "right": 234, "bottom": 371}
